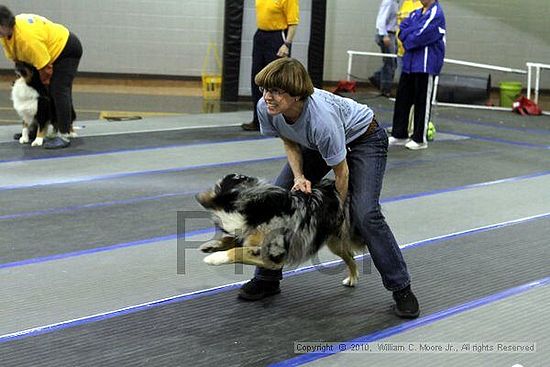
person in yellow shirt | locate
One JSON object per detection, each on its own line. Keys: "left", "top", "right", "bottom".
{"left": 0, "top": 5, "right": 82, "bottom": 149}
{"left": 241, "top": 0, "right": 300, "bottom": 131}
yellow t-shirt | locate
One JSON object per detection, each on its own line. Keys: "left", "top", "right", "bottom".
{"left": 256, "top": 0, "right": 300, "bottom": 31}
{"left": 1, "top": 14, "right": 69, "bottom": 69}
{"left": 397, "top": 0, "right": 422, "bottom": 57}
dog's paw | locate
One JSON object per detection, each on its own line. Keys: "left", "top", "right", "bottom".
{"left": 342, "top": 275, "right": 358, "bottom": 287}
{"left": 19, "top": 136, "right": 30, "bottom": 144}
{"left": 31, "top": 137, "right": 44, "bottom": 147}
{"left": 203, "top": 252, "right": 230, "bottom": 266}
{"left": 199, "top": 239, "right": 223, "bottom": 253}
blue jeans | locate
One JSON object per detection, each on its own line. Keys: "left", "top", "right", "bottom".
{"left": 255, "top": 127, "right": 411, "bottom": 291}
{"left": 372, "top": 34, "right": 397, "bottom": 94}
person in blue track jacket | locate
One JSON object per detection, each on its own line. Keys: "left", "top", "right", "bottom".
{"left": 389, "top": 0, "right": 446, "bottom": 150}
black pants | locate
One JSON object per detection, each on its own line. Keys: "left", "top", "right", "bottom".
{"left": 250, "top": 29, "right": 289, "bottom": 124}
{"left": 50, "top": 32, "right": 83, "bottom": 134}
{"left": 391, "top": 72, "right": 435, "bottom": 144}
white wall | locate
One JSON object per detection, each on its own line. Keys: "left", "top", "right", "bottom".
{"left": 0, "top": 0, "right": 225, "bottom": 76}
{"left": 324, "top": 0, "right": 375, "bottom": 82}
{"left": 0, "top": 0, "right": 548, "bottom": 87}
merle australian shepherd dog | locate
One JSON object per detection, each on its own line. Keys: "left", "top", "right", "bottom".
{"left": 196, "top": 173, "right": 367, "bottom": 287}
{"left": 11, "top": 61, "right": 53, "bottom": 146}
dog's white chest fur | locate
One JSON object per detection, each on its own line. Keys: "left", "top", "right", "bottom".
{"left": 11, "top": 78, "right": 39, "bottom": 121}
{"left": 213, "top": 210, "right": 246, "bottom": 235}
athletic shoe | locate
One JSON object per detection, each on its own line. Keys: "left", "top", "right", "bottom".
{"left": 405, "top": 140, "right": 428, "bottom": 150}
{"left": 392, "top": 285, "right": 420, "bottom": 319}
{"left": 388, "top": 136, "right": 410, "bottom": 146}
{"left": 238, "top": 278, "right": 281, "bottom": 301}
{"left": 43, "top": 136, "right": 70, "bottom": 149}
{"left": 368, "top": 76, "right": 380, "bottom": 90}
{"left": 241, "top": 121, "right": 260, "bottom": 131}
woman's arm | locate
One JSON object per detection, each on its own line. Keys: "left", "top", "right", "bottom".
{"left": 332, "top": 159, "right": 349, "bottom": 204}
{"left": 278, "top": 24, "right": 297, "bottom": 57}
{"left": 282, "top": 137, "right": 311, "bottom": 193}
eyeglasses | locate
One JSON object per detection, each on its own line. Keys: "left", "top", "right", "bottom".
{"left": 259, "top": 86, "right": 287, "bottom": 97}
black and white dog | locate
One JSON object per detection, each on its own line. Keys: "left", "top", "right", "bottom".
{"left": 196, "top": 173, "right": 367, "bottom": 286}
{"left": 11, "top": 61, "right": 52, "bottom": 146}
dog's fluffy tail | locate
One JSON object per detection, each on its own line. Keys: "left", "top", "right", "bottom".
{"left": 340, "top": 219, "right": 370, "bottom": 255}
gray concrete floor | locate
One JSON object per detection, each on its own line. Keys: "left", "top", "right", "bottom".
{"left": 0, "top": 75, "right": 252, "bottom": 124}
{"left": 0, "top": 79, "right": 549, "bottom": 366}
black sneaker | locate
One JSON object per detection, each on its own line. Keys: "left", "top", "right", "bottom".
{"left": 392, "top": 285, "right": 420, "bottom": 319}
{"left": 241, "top": 121, "right": 260, "bottom": 131}
{"left": 43, "top": 136, "right": 70, "bottom": 149}
{"left": 368, "top": 76, "right": 380, "bottom": 90}
{"left": 238, "top": 278, "right": 281, "bottom": 301}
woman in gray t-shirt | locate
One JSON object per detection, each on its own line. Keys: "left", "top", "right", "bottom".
{"left": 239, "top": 58, "right": 419, "bottom": 319}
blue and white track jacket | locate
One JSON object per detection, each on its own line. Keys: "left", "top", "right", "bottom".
{"left": 399, "top": 1, "right": 446, "bottom": 75}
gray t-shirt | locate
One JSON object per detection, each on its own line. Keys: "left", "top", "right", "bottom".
{"left": 258, "top": 88, "right": 375, "bottom": 166}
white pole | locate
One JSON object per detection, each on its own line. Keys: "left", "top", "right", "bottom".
{"left": 345, "top": 51, "right": 548, "bottom": 113}
{"left": 526, "top": 63, "right": 532, "bottom": 100}
{"left": 347, "top": 52, "right": 353, "bottom": 82}
{"left": 443, "top": 58, "right": 526, "bottom": 74}
{"left": 432, "top": 75, "right": 439, "bottom": 105}
{"left": 535, "top": 66, "right": 541, "bottom": 104}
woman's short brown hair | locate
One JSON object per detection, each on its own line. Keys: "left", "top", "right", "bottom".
{"left": 254, "top": 58, "right": 314, "bottom": 100}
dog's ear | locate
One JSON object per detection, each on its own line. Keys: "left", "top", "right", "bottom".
{"left": 196, "top": 191, "right": 216, "bottom": 209}
{"left": 219, "top": 173, "right": 256, "bottom": 191}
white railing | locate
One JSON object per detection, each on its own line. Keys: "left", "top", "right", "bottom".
{"left": 346, "top": 50, "right": 548, "bottom": 114}
{"left": 526, "top": 62, "right": 550, "bottom": 105}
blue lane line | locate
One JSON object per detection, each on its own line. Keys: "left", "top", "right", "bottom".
{"left": 1, "top": 172, "right": 549, "bottom": 269}
{"left": 0, "top": 234, "right": 175, "bottom": 270}
{"left": 0, "top": 281, "right": 244, "bottom": 344}
{"left": 0, "top": 135, "right": 271, "bottom": 164}
{"left": 0, "top": 228, "right": 214, "bottom": 270}
{"left": 441, "top": 131, "right": 550, "bottom": 149}
{"left": 446, "top": 115, "right": 550, "bottom": 135}
{"left": 0, "top": 155, "right": 286, "bottom": 192}
{"left": 383, "top": 170, "right": 550, "bottom": 203}
{"left": 1, "top": 212, "right": 548, "bottom": 344}
{"left": 376, "top": 104, "right": 550, "bottom": 136}
{"left": 1, "top": 171, "right": 549, "bottom": 269}
{"left": 2, "top": 128, "right": 547, "bottom": 192}
{"left": 269, "top": 277, "right": 550, "bottom": 367}
{"left": 270, "top": 212, "right": 550, "bottom": 279}
{"left": 377, "top": 105, "right": 550, "bottom": 148}
{"left": 0, "top": 191, "right": 196, "bottom": 221}
{"left": 2, "top": 170, "right": 548, "bottom": 222}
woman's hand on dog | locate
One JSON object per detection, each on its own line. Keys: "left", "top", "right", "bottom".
{"left": 39, "top": 64, "right": 53, "bottom": 85}
{"left": 292, "top": 175, "right": 312, "bottom": 194}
